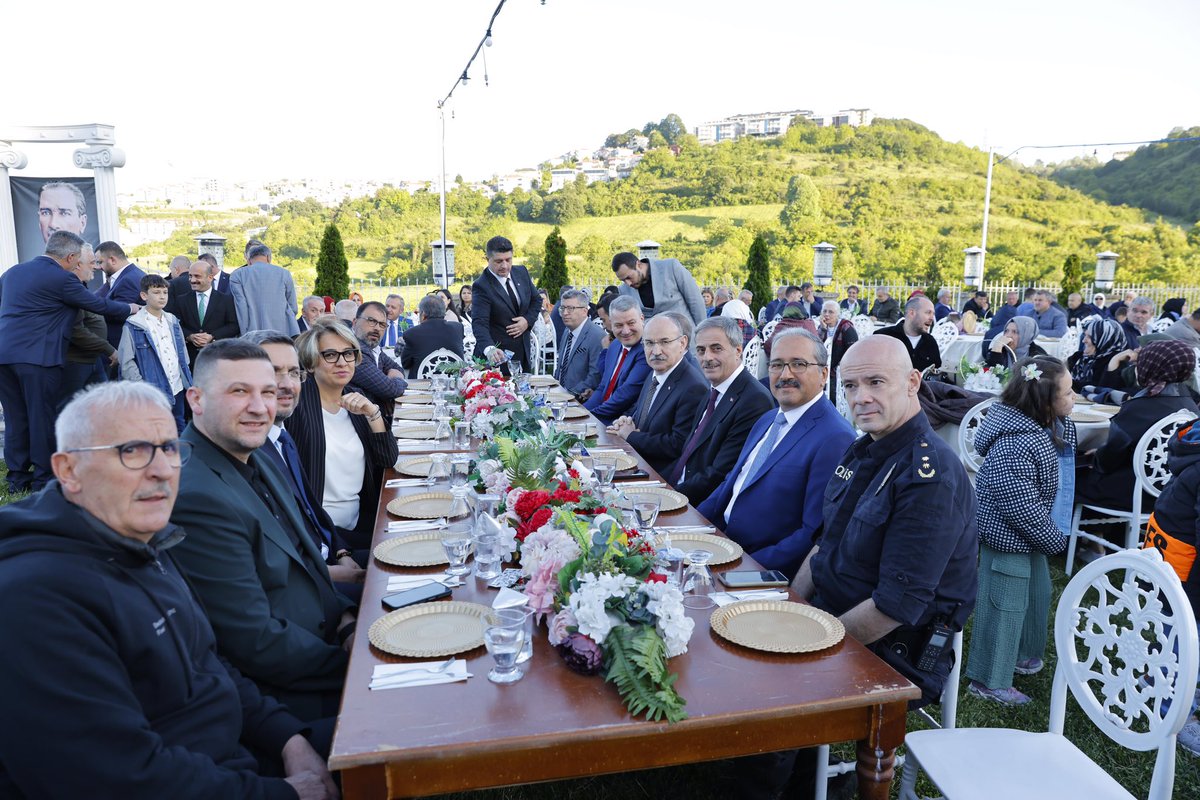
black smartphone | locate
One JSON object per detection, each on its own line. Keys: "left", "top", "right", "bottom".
{"left": 382, "top": 582, "right": 452, "bottom": 610}
{"left": 621, "top": 469, "right": 651, "bottom": 479}
{"left": 718, "top": 570, "right": 790, "bottom": 589}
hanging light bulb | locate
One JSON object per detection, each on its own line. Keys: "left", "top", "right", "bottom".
{"left": 461, "top": 71, "right": 469, "bottom": 86}
{"left": 485, "top": 29, "right": 493, "bottom": 46}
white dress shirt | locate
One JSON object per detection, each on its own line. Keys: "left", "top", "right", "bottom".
{"left": 724, "top": 392, "right": 823, "bottom": 523}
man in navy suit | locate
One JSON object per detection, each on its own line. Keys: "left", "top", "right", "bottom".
{"left": 0, "top": 232, "right": 136, "bottom": 492}
{"left": 607, "top": 313, "right": 707, "bottom": 475}
{"left": 554, "top": 288, "right": 603, "bottom": 398}
{"left": 664, "top": 316, "right": 776, "bottom": 506}
{"left": 584, "top": 296, "right": 651, "bottom": 425}
{"left": 400, "top": 296, "right": 464, "bottom": 378}
{"left": 698, "top": 328, "right": 855, "bottom": 577}
{"left": 167, "top": 260, "right": 241, "bottom": 367}
{"left": 470, "top": 236, "right": 541, "bottom": 372}
{"left": 94, "top": 241, "right": 146, "bottom": 350}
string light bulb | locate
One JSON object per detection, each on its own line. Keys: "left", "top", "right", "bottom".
{"left": 461, "top": 71, "right": 469, "bottom": 86}
{"left": 485, "top": 29, "right": 493, "bottom": 46}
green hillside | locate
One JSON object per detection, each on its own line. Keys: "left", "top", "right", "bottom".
{"left": 1047, "top": 127, "right": 1200, "bottom": 229}
{"left": 130, "top": 118, "right": 1200, "bottom": 292}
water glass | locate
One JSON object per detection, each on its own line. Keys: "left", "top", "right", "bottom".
{"left": 483, "top": 620, "right": 525, "bottom": 684}
{"left": 681, "top": 549, "right": 716, "bottom": 609}
{"left": 550, "top": 401, "right": 568, "bottom": 424}
{"left": 593, "top": 457, "right": 616, "bottom": 490}
{"left": 490, "top": 606, "right": 534, "bottom": 664}
{"left": 452, "top": 421, "right": 471, "bottom": 450}
{"left": 631, "top": 493, "right": 661, "bottom": 534}
{"left": 439, "top": 522, "right": 473, "bottom": 577}
{"left": 658, "top": 546, "right": 685, "bottom": 585}
{"left": 568, "top": 440, "right": 585, "bottom": 463}
{"left": 535, "top": 388, "right": 549, "bottom": 407}
{"left": 450, "top": 454, "right": 471, "bottom": 490}
{"left": 473, "top": 531, "right": 502, "bottom": 581}
{"left": 427, "top": 452, "right": 450, "bottom": 482}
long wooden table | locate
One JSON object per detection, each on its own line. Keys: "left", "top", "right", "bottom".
{"left": 331, "top": 398, "right": 919, "bottom": 799}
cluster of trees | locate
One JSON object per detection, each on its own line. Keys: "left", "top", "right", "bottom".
{"left": 603, "top": 113, "right": 689, "bottom": 149}
{"left": 129, "top": 117, "right": 1200, "bottom": 294}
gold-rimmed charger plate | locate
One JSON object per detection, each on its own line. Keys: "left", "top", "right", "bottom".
{"left": 594, "top": 452, "right": 638, "bottom": 471}
{"left": 395, "top": 407, "right": 435, "bottom": 421}
{"left": 528, "top": 376, "right": 558, "bottom": 387}
{"left": 561, "top": 422, "right": 599, "bottom": 438}
{"left": 406, "top": 379, "right": 433, "bottom": 390}
{"left": 1070, "top": 411, "right": 1110, "bottom": 424}
{"left": 625, "top": 486, "right": 688, "bottom": 512}
{"left": 373, "top": 532, "right": 448, "bottom": 567}
{"left": 388, "top": 492, "right": 456, "bottom": 519}
{"left": 710, "top": 601, "right": 845, "bottom": 654}
{"left": 665, "top": 532, "right": 743, "bottom": 566}
{"left": 395, "top": 455, "right": 435, "bottom": 477}
{"left": 547, "top": 390, "right": 573, "bottom": 403}
{"left": 564, "top": 405, "right": 590, "bottom": 419}
{"left": 1092, "top": 404, "right": 1121, "bottom": 415}
{"left": 395, "top": 423, "right": 443, "bottom": 439}
{"left": 1073, "top": 398, "right": 1094, "bottom": 406}
{"left": 368, "top": 601, "right": 490, "bottom": 657}
{"left": 400, "top": 393, "right": 435, "bottom": 405}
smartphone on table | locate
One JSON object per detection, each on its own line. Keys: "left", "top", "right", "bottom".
{"left": 382, "top": 582, "right": 452, "bottom": 610}
{"left": 718, "top": 570, "right": 789, "bottom": 589}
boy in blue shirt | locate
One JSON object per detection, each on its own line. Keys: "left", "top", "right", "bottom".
{"left": 117, "top": 274, "right": 192, "bottom": 431}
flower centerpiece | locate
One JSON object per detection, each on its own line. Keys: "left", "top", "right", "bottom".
{"left": 959, "top": 356, "right": 1011, "bottom": 393}
{"left": 453, "top": 367, "right": 546, "bottom": 440}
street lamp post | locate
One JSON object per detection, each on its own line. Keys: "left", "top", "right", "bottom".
{"left": 1094, "top": 251, "right": 1118, "bottom": 293}
{"left": 963, "top": 246, "right": 984, "bottom": 290}
{"left": 432, "top": 240, "right": 456, "bottom": 289}
{"left": 636, "top": 240, "right": 661, "bottom": 261}
{"left": 812, "top": 242, "right": 835, "bottom": 288}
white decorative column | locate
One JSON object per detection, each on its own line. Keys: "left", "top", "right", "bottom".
{"left": 0, "top": 142, "right": 29, "bottom": 269}
{"left": 73, "top": 144, "right": 125, "bottom": 244}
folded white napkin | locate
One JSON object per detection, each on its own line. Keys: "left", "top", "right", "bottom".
{"left": 386, "top": 519, "right": 444, "bottom": 532}
{"left": 492, "top": 587, "right": 529, "bottom": 609}
{"left": 385, "top": 478, "right": 434, "bottom": 488}
{"left": 387, "top": 574, "right": 452, "bottom": 591}
{"left": 369, "top": 660, "right": 471, "bottom": 690}
{"left": 711, "top": 590, "right": 789, "bottom": 607}
{"left": 620, "top": 480, "right": 665, "bottom": 488}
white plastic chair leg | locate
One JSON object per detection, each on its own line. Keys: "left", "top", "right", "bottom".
{"left": 897, "top": 749, "right": 921, "bottom": 800}
{"left": 1065, "top": 503, "right": 1085, "bottom": 576}
{"left": 813, "top": 744, "right": 829, "bottom": 800}
{"left": 941, "top": 631, "right": 963, "bottom": 730}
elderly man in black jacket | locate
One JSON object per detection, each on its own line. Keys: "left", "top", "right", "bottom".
{"left": 401, "top": 295, "right": 465, "bottom": 378}
{"left": 0, "top": 381, "right": 335, "bottom": 799}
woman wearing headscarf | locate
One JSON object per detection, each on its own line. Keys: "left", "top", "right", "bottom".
{"left": 1161, "top": 298, "right": 1187, "bottom": 321}
{"left": 816, "top": 300, "right": 858, "bottom": 399}
{"left": 983, "top": 316, "right": 1045, "bottom": 368}
{"left": 720, "top": 298, "right": 758, "bottom": 347}
{"left": 1076, "top": 340, "right": 1198, "bottom": 512}
{"left": 1068, "top": 317, "right": 1128, "bottom": 393}
{"left": 763, "top": 302, "right": 817, "bottom": 357}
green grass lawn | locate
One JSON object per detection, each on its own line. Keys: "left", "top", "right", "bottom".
{"left": 1, "top": 460, "right": 1195, "bottom": 798}
{"left": 507, "top": 203, "right": 785, "bottom": 248}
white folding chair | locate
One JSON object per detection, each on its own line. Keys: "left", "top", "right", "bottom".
{"left": 931, "top": 319, "right": 960, "bottom": 364}
{"left": 1066, "top": 409, "right": 1197, "bottom": 575}
{"left": 1058, "top": 323, "right": 1082, "bottom": 361}
{"left": 851, "top": 314, "right": 875, "bottom": 339}
{"left": 742, "top": 336, "right": 762, "bottom": 377}
{"left": 899, "top": 547, "right": 1198, "bottom": 800}
{"left": 539, "top": 329, "right": 558, "bottom": 376}
{"left": 760, "top": 319, "right": 779, "bottom": 343}
{"left": 815, "top": 631, "right": 964, "bottom": 800}
{"left": 1151, "top": 317, "right": 1175, "bottom": 334}
{"left": 957, "top": 397, "right": 997, "bottom": 475}
{"left": 461, "top": 326, "right": 476, "bottom": 359}
{"left": 416, "top": 348, "right": 464, "bottom": 379}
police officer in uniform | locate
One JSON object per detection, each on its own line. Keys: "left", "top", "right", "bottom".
{"left": 735, "top": 335, "right": 978, "bottom": 799}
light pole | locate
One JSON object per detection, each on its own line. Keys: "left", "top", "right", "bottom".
{"left": 812, "top": 242, "right": 835, "bottom": 288}
{"left": 1094, "top": 251, "right": 1118, "bottom": 293}
{"left": 438, "top": 107, "right": 448, "bottom": 289}
{"left": 979, "top": 147, "right": 994, "bottom": 278}
{"left": 963, "top": 246, "right": 984, "bottom": 290}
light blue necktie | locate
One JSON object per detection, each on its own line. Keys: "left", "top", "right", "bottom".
{"left": 744, "top": 413, "right": 787, "bottom": 485}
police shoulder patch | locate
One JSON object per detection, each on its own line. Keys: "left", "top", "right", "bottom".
{"left": 913, "top": 438, "right": 939, "bottom": 482}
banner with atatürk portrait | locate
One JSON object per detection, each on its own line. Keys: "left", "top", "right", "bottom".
{"left": 10, "top": 176, "right": 99, "bottom": 263}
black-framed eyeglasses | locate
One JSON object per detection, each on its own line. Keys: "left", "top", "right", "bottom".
{"left": 767, "top": 359, "right": 821, "bottom": 374}
{"left": 320, "top": 348, "right": 361, "bottom": 365}
{"left": 559, "top": 304, "right": 588, "bottom": 312}
{"left": 66, "top": 439, "right": 193, "bottom": 469}
{"left": 359, "top": 317, "right": 387, "bottom": 329}
{"left": 642, "top": 335, "right": 684, "bottom": 350}
{"left": 274, "top": 367, "right": 307, "bottom": 383}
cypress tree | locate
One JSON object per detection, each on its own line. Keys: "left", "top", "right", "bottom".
{"left": 743, "top": 233, "right": 771, "bottom": 320}
{"left": 541, "top": 226, "right": 569, "bottom": 301}
{"left": 314, "top": 223, "right": 350, "bottom": 299}
{"left": 1059, "top": 253, "right": 1083, "bottom": 306}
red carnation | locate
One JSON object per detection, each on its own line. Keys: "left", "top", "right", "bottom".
{"left": 516, "top": 507, "right": 554, "bottom": 541}
{"left": 514, "top": 490, "right": 552, "bottom": 521}
{"left": 551, "top": 485, "right": 582, "bottom": 504}
{"left": 646, "top": 572, "right": 668, "bottom": 583}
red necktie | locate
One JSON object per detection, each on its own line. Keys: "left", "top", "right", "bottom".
{"left": 601, "top": 348, "right": 629, "bottom": 402}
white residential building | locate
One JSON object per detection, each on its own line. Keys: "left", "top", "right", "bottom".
{"left": 695, "top": 107, "right": 872, "bottom": 144}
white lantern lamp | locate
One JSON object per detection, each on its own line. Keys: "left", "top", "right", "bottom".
{"left": 1094, "top": 251, "right": 1118, "bottom": 292}
{"left": 431, "top": 239, "right": 456, "bottom": 289}
{"left": 962, "top": 246, "right": 984, "bottom": 289}
{"left": 812, "top": 242, "right": 835, "bottom": 288}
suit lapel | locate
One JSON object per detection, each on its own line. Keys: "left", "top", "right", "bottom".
{"left": 692, "top": 375, "right": 744, "bottom": 450}
{"left": 251, "top": 451, "right": 329, "bottom": 572}
{"left": 743, "top": 402, "right": 826, "bottom": 491}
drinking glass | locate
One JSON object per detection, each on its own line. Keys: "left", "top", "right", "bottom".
{"left": 568, "top": 440, "right": 584, "bottom": 464}
{"left": 490, "top": 606, "right": 534, "bottom": 664}
{"left": 483, "top": 622, "right": 525, "bottom": 684}
{"left": 439, "top": 522, "right": 473, "bottom": 577}
{"left": 472, "top": 531, "right": 502, "bottom": 581}
{"left": 681, "top": 549, "right": 716, "bottom": 609}
{"left": 550, "top": 401, "right": 568, "bottom": 426}
{"left": 450, "top": 454, "right": 471, "bottom": 490}
{"left": 593, "top": 457, "right": 616, "bottom": 490}
{"left": 453, "top": 421, "right": 471, "bottom": 450}
{"left": 535, "top": 388, "right": 549, "bottom": 407}
{"left": 631, "top": 493, "right": 661, "bottom": 535}
{"left": 427, "top": 453, "right": 450, "bottom": 482}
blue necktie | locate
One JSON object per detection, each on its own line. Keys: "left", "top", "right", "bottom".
{"left": 265, "top": 430, "right": 332, "bottom": 549}
{"left": 744, "top": 413, "right": 787, "bottom": 486}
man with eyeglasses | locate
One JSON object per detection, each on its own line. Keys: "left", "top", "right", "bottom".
{"left": 698, "top": 329, "right": 854, "bottom": 578}
{"left": 554, "top": 288, "right": 604, "bottom": 400}
{"left": 606, "top": 313, "right": 707, "bottom": 476}
{"left": 350, "top": 300, "right": 407, "bottom": 425}
{"left": 0, "top": 381, "right": 338, "bottom": 799}
{"left": 400, "top": 295, "right": 465, "bottom": 378}
{"left": 584, "top": 295, "right": 652, "bottom": 425}
{"left": 170, "top": 339, "right": 355, "bottom": 731}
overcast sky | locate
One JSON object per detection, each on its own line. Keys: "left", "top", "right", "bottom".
{"left": 3, "top": 0, "right": 1196, "bottom": 190}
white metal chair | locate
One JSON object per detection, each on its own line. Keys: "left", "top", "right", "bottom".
{"left": 461, "top": 327, "right": 476, "bottom": 358}
{"left": 1151, "top": 317, "right": 1175, "bottom": 334}
{"left": 957, "top": 397, "right": 997, "bottom": 474}
{"left": 1057, "top": 323, "right": 1082, "bottom": 361}
{"left": 533, "top": 327, "right": 558, "bottom": 376}
{"left": 815, "top": 630, "right": 964, "bottom": 800}
{"left": 742, "top": 336, "right": 762, "bottom": 376}
{"left": 760, "top": 319, "right": 779, "bottom": 343}
{"left": 851, "top": 314, "right": 875, "bottom": 339}
{"left": 1066, "top": 409, "right": 1197, "bottom": 575}
{"left": 931, "top": 319, "right": 960, "bottom": 363}
{"left": 416, "top": 348, "right": 464, "bottom": 379}
{"left": 899, "top": 547, "right": 1198, "bottom": 800}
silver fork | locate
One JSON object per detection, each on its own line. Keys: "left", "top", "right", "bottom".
{"left": 369, "top": 657, "right": 458, "bottom": 688}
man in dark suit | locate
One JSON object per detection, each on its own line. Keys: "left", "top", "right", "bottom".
{"left": 875, "top": 295, "right": 941, "bottom": 373}
{"left": 0, "top": 233, "right": 136, "bottom": 492}
{"left": 698, "top": 329, "right": 855, "bottom": 577}
{"left": 298, "top": 295, "right": 325, "bottom": 334}
{"left": 470, "top": 236, "right": 541, "bottom": 372}
{"left": 170, "top": 340, "right": 354, "bottom": 726}
{"left": 94, "top": 240, "right": 146, "bottom": 350}
{"left": 350, "top": 301, "right": 408, "bottom": 425}
{"left": 607, "top": 313, "right": 707, "bottom": 475}
{"left": 664, "top": 316, "right": 776, "bottom": 506}
{"left": 839, "top": 285, "right": 869, "bottom": 316}
{"left": 554, "top": 288, "right": 604, "bottom": 398}
{"left": 584, "top": 296, "right": 652, "bottom": 425}
{"left": 167, "top": 260, "right": 240, "bottom": 366}
{"left": 400, "top": 295, "right": 464, "bottom": 378}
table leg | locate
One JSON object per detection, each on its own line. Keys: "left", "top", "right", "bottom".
{"left": 854, "top": 700, "right": 907, "bottom": 800}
